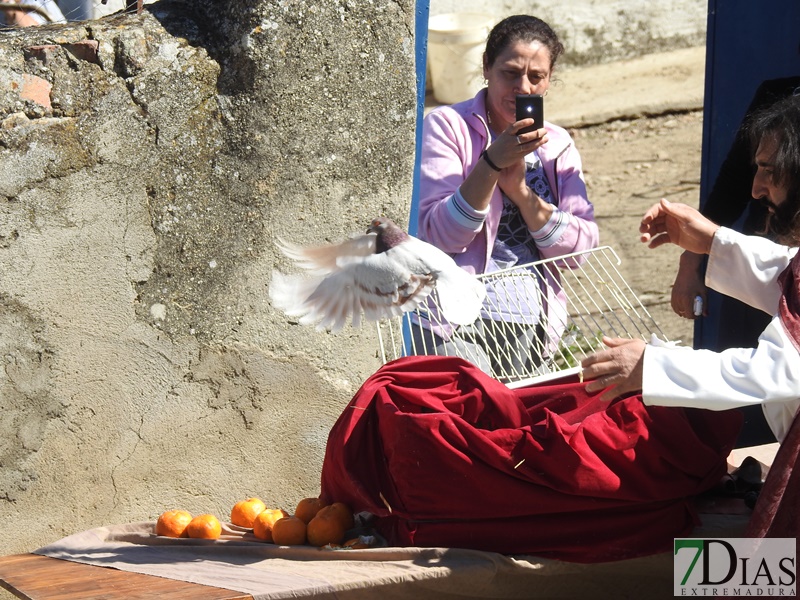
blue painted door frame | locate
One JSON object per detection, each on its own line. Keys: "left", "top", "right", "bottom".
{"left": 696, "top": 0, "right": 800, "bottom": 350}
{"left": 409, "top": 0, "right": 430, "bottom": 237}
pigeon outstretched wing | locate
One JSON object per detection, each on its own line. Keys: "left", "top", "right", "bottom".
{"left": 269, "top": 218, "right": 485, "bottom": 332}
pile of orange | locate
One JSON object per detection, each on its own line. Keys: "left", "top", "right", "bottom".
{"left": 156, "top": 510, "right": 222, "bottom": 540}
{"left": 155, "top": 510, "right": 193, "bottom": 538}
{"left": 154, "top": 495, "right": 357, "bottom": 548}
{"left": 186, "top": 514, "right": 223, "bottom": 539}
{"left": 270, "top": 497, "right": 355, "bottom": 547}
{"left": 253, "top": 508, "right": 289, "bottom": 542}
{"left": 230, "top": 498, "right": 267, "bottom": 528}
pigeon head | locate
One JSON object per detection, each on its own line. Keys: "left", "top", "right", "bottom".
{"left": 367, "top": 217, "right": 409, "bottom": 254}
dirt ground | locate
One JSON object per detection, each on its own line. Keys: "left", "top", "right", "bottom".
{"left": 572, "top": 110, "right": 703, "bottom": 346}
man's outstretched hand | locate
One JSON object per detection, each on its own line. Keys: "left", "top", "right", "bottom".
{"left": 640, "top": 199, "right": 719, "bottom": 254}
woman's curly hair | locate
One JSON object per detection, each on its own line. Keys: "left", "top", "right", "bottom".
{"left": 483, "top": 15, "right": 564, "bottom": 72}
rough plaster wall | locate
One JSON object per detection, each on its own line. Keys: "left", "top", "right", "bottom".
{"left": 0, "top": 0, "right": 415, "bottom": 555}
{"left": 429, "top": 0, "right": 707, "bottom": 66}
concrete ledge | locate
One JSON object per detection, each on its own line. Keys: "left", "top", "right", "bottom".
{"left": 549, "top": 46, "right": 706, "bottom": 128}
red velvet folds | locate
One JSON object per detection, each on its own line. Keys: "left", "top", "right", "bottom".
{"left": 321, "top": 356, "right": 742, "bottom": 562}
{"left": 779, "top": 251, "right": 800, "bottom": 353}
{"left": 745, "top": 413, "right": 800, "bottom": 539}
{"left": 752, "top": 254, "right": 800, "bottom": 540}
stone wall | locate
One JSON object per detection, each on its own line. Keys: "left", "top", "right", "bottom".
{"left": 0, "top": 0, "right": 416, "bottom": 554}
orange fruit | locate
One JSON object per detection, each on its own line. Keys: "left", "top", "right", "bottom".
{"left": 322, "top": 502, "right": 354, "bottom": 531}
{"left": 294, "top": 497, "right": 327, "bottom": 524}
{"left": 271, "top": 515, "right": 307, "bottom": 545}
{"left": 186, "top": 513, "right": 222, "bottom": 539}
{"left": 155, "top": 510, "right": 193, "bottom": 538}
{"left": 307, "top": 508, "right": 346, "bottom": 547}
{"left": 252, "top": 508, "right": 289, "bottom": 542}
{"left": 230, "top": 497, "right": 267, "bottom": 528}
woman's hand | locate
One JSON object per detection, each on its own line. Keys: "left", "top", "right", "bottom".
{"left": 486, "top": 121, "right": 548, "bottom": 170}
{"left": 672, "top": 251, "right": 706, "bottom": 319}
{"left": 497, "top": 159, "right": 554, "bottom": 231}
{"left": 461, "top": 121, "right": 549, "bottom": 213}
{"left": 581, "top": 337, "right": 646, "bottom": 402}
{"left": 639, "top": 199, "right": 719, "bottom": 254}
{"left": 497, "top": 158, "right": 529, "bottom": 203}
{"left": 513, "top": 120, "right": 548, "bottom": 152}
{"left": 489, "top": 120, "right": 552, "bottom": 229}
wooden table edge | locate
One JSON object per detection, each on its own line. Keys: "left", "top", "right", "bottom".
{"left": 0, "top": 553, "right": 253, "bottom": 600}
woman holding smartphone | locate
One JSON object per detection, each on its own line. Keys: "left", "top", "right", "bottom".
{"left": 415, "top": 14, "right": 598, "bottom": 379}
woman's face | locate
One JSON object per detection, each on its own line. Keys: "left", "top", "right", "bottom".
{"left": 483, "top": 40, "right": 552, "bottom": 130}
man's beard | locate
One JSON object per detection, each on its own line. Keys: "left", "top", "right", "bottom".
{"left": 755, "top": 190, "right": 800, "bottom": 244}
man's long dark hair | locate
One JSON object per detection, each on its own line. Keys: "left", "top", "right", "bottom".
{"left": 746, "top": 92, "right": 800, "bottom": 245}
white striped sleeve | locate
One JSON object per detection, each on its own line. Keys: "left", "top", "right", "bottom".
{"left": 530, "top": 209, "right": 569, "bottom": 248}
{"left": 447, "top": 187, "right": 489, "bottom": 231}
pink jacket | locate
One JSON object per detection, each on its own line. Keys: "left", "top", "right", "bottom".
{"left": 417, "top": 89, "right": 599, "bottom": 274}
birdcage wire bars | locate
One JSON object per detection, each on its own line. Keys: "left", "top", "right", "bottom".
{"left": 376, "top": 245, "right": 667, "bottom": 389}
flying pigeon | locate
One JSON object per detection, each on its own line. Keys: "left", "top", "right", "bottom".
{"left": 269, "top": 217, "right": 486, "bottom": 332}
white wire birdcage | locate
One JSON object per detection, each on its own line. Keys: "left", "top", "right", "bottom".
{"left": 376, "top": 245, "right": 668, "bottom": 389}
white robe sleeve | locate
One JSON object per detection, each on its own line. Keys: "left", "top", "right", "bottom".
{"left": 642, "top": 228, "right": 800, "bottom": 442}
{"left": 705, "top": 227, "right": 794, "bottom": 313}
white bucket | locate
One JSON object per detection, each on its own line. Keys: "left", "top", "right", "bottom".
{"left": 427, "top": 13, "right": 495, "bottom": 105}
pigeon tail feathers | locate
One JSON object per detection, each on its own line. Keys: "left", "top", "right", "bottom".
{"left": 433, "top": 265, "right": 486, "bottom": 325}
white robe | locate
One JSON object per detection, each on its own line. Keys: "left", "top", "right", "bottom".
{"left": 643, "top": 227, "right": 800, "bottom": 443}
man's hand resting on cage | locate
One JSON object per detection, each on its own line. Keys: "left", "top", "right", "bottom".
{"left": 581, "top": 336, "right": 646, "bottom": 402}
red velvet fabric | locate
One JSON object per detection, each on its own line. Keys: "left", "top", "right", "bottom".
{"left": 745, "top": 252, "right": 800, "bottom": 538}
{"left": 756, "top": 253, "right": 800, "bottom": 540}
{"left": 745, "top": 396, "right": 800, "bottom": 540}
{"left": 779, "top": 252, "right": 800, "bottom": 353}
{"left": 321, "top": 356, "right": 742, "bottom": 563}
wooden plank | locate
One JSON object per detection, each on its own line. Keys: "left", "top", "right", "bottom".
{"left": 0, "top": 554, "right": 253, "bottom": 600}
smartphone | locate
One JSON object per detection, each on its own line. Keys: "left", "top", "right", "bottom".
{"left": 515, "top": 94, "right": 544, "bottom": 134}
